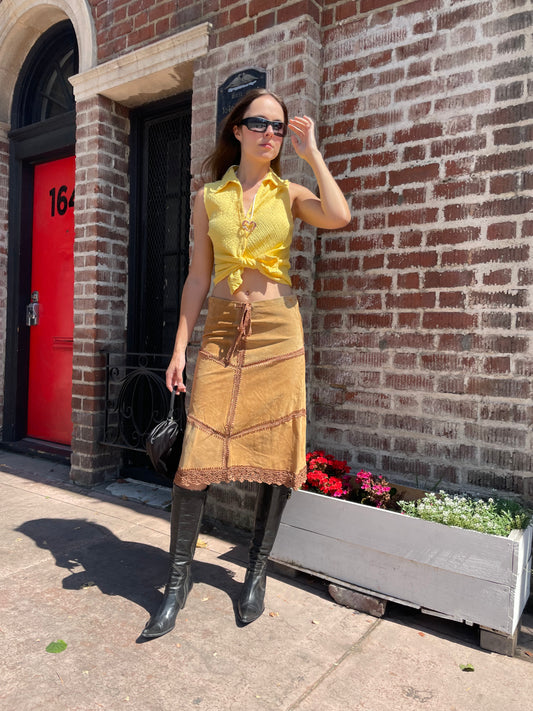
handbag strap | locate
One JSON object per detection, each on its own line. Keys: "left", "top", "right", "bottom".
{"left": 167, "top": 387, "right": 177, "bottom": 419}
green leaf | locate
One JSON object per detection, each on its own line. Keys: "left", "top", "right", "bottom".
{"left": 46, "top": 639, "right": 67, "bottom": 654}
{"left": 460, "top": 663, "right": 474, "bottom": 672}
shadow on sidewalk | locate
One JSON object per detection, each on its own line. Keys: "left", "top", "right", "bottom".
{"left": 16, "top": 518, "right": 243, "bottom": 618}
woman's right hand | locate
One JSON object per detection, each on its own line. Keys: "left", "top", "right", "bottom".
{"left": 166, "top": 352, "right": 187, "bottom": 393}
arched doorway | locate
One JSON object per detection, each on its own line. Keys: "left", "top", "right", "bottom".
{"left": 3, "top": 20, "right": 78, "bottom": 453}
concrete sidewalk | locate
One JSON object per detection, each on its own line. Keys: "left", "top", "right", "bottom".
{"left": 1, "top": 451, "right": 532, "bottom": 711}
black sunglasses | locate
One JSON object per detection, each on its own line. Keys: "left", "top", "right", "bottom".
{"left": 240, "top": 116, "right": 287, "bottom": 137}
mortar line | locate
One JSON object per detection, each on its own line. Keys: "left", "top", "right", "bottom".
{"left": 285, "top": 616, "right": 383, "bottom": 711}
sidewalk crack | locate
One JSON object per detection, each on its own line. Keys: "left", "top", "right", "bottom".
{"left": 285, "top": 617, "right": 383, "bottom": 711}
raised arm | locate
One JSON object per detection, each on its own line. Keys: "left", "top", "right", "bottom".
{"left": 288, "top": 115, "right": 351, "bottom": 229}
{"left": 166, "top": 188, "right": 213, "bottom": 392}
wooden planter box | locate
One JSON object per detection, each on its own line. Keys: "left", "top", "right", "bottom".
{"left": 270, "top": 489, "right": 532, "bottom": 654}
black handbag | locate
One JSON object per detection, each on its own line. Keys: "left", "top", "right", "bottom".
{"left": 146, "top": 387, "right": 186, "bottom": 479}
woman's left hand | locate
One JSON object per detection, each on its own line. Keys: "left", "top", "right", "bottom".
{"left": 288, "top": 115, "right": 318, "bottom": 162}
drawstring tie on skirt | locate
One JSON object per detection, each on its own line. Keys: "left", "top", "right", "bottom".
{"left": 224, "top": 302, "right": 252, "bottom": 365}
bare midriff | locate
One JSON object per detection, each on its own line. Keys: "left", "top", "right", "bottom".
{"left": 211, "top": 268, "right": 293, "bottom": 303}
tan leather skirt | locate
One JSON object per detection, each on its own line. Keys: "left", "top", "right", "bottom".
{"left": 174, "top": 295, "right": 307, "bottom": 489}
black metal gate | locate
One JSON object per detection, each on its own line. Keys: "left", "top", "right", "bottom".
{"left": 129, "top": 94, "right": 192, "bottom": 354}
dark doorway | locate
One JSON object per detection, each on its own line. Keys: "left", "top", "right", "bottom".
{"left": 106, "top": 95, "right": 192, "bottom": 481}
{"left": 129, "top": 95, "right": 192, "bottom": 355}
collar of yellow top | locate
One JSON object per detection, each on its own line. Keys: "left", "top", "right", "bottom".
{"left": 212, "top": 165, "right": 288, "bottom": 192}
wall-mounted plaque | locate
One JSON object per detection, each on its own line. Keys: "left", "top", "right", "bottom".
{"left": 217, "top": 69, "right": 266, "bottom": 132}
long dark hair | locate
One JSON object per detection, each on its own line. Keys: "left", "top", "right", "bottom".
{"left": 202, "top": 88, "right": 289, "bottom": 182}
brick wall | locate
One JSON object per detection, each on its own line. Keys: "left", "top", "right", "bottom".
{"left": 315, "top": 0, "right": 533, "bottom": 500}
{"left": 70, "top": 95, "right": 130, "bottom": 485}
{"left": 78, "top": 0, "right": 533, "bottom": 506}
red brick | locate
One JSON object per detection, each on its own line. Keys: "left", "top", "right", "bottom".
{"left": 388, "top": 208, "right": 438, "bottom": 226}
{"left": 483, "top": 269, "right": 512, "bottom": 286}
{"left": 518, "top": 268, "right": 533, "bottom": 285}
{"left": 396, "top": 34, "right": 446, "bottom": 61}
{"left": 359, "top": 67, "right": 404, "bottom": 91}
{"left": 493, "top": 124, "right": 533, "bottom": 145}
{"left": 437, "top": 2, "right": 492, "bottom": 31}
{"left": 414, "top": 19, "right": 433, "bottom": 34}
{"left": 347, "top": 274, "right": 393, "bottom": 290}
{"left": 357, "top": 110, "right": 403, "bottom": 131}
{"left": 363, "top": 213, "right": 386, "bottom": 230}
{"left": 426, "top": 226, "right": 480, "bottom": 246}
{"left": 435, "top": 89, "right": 491, "bottom": 112}
{"left": 398, "top": 272, "right": 420, "bottom": 289}
{"left": 392, "top": 353, "right": 418, "bottom": 370}
{"left": 389, "top": 163, "right": 439, "bottom": 186}
{"left": 395, "top": 0, "right": 442, "bottom": 16}
{"left": 470, "top": 290, "right": 527, "bottom": 308}
{"left": 387, "top": 250, "right": 437, "bottom": 269}
{"left": 483, "top": 356, "right": 512, "bottom": 374}
{"left": 316, "top": 294, "right": 381, "bottom": 311}
{"left": 316, "top": 256, "right": 360, "bottom": 273}
{"left": 439, "top": 291, "right": 465, "bottom": 308}
{"left": 398, "top": 230, "right": 422, "bottom": 248}
{"left": 433, "top": 178, "right": 485, "bottom": 200}
{"left": 219, "top": 19, "right": 255, "bottom": 45}
{"left": 444, "top": 157, "right": 475, "bottom": 177}
{"left": 384, "top": 373, "right": 434, "bottom": 392}
{"left": 278, "top": 0, "right": 320, "bottom": 24}
{"left": 363, "top": 172, "right": 387, "bottom": 189}
{"left": 370, "top": 9, "right": 394, "bottom": 26}
{"left": 348, "top": 313, "right": 393, "bottom": 329}
{"left": 353, "top": 191, "right": 398, "bottom": 210}
{"left": 517, "top": 312, "right": 533, "bottom": 329}
{"left": 395, "top": 78, "right": 445, "bottom": 102}
{"left": 421, "top": 354, "right": 476, "bottom": 372}
{"left": 386, "top": 292, "right": 436, "bottom": 309}
{"left": 249, "top": 0, "right": 285, "bottom": 13}
{"left": 363, "top": 254, "right": 385, "bottom": 270}
{"left": 477, "top": 101, "right": 533, "bottom": 128}
{"left": 480, "top": 56, "right": 533, "bottom": 83}
{"left": 430, "top": 135, "right": 486, "bottom": 157}
{"left": 407, "top": 59, "right": 432, "bottom": 79}
{"left": 522, "top": 221, "right": 533, "bottom": 237}
{"left": 369, "top": 49, "right": 393, "bottom": 69}
{"left": 394, "top": 122, "right": 442, "bottom": 144}
{"left": 422, "top": 311, "right": 477, "bottom": 330}
{"left": 490, "top": 173, "right": 521, "bottom": 194}
{"left": 436, "top": 45, "right": 493, "bottom": 72}
{"left": 403, "top": 145, "right": 426, "bottom": 162}
{"left": 398, "top": 312, "right": 420, "bottom": 328}
{"left": 336, "top": 0, "right": 358, "bottom": 21}
{"left": 445, "top": 197, "right": 533, "bottom": 221}
{"left": 436, "top": 375, "right": 467, "bottom": 395}
{"left": 408, "top": 102, "right": 432, "bottom": 122}
{"left": 477, "top": 148, "right": 533, "bottom": 172}
{"left": 466, "top": 378, "right": 529, "bottom": 399}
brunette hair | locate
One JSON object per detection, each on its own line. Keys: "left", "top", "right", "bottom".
{"left": 202, "top": 88, "right": 289, "bottom": 181}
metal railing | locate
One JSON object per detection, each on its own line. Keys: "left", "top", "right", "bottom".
{"left": 101, "top": 351, "right": 175, "bottom": 452}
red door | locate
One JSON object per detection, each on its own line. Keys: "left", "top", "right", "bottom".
{"left": 27, "top": 156, "right": 75, "bottom": 445}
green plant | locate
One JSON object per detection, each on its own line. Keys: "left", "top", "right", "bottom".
{"left": 398, "top": 490, "right": 532, "bottom": 536}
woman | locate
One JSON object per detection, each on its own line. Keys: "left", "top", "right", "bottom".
{"left": 141, "top": 89, "right": 350, "bottom": 639}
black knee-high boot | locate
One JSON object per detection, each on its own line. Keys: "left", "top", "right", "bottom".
{"left": 237, "top": 483, "right": 291, "bottom": 625}
{"left": 141, "top": 484, "right": 207, "bottom": 639}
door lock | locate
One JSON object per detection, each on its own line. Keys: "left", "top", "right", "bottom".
{"left": 26, "top": 291, "right": 40, "bottom": 326}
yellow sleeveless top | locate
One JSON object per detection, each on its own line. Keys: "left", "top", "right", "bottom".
{"left": 203, "top": 166, "right": 294, "bottom": 294}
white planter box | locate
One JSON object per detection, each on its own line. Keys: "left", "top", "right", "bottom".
{"left": 271, "top": 489, "right": 532, "bottom": 639}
